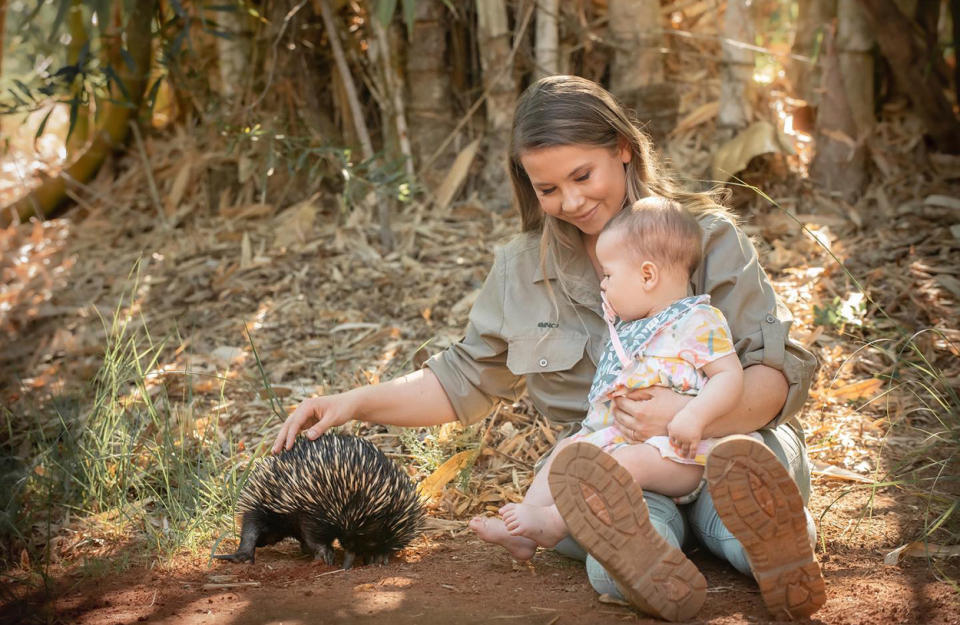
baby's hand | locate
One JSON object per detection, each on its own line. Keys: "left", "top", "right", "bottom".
{"left": 667, "top": 409, "right": 705, "bottom": 460}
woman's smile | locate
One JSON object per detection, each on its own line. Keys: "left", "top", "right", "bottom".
{"left": 520, "top": 143, "right": 632, "bottom": 235}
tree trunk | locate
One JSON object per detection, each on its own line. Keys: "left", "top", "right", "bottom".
{"left": 953, "top": 0, "right": 960, "bottom": 106}
{"left": 788, "top": 0, "right": 837, "bottom": 106}
{"left": 369, "top": 13, "right": 413, "bottom": 178}
{"left": 476, "top": 0, "right": 516, "bottom": 208}
{"left": 213, "top": 2, "right": 251, "bottom": 105}
{"left": 315, "top": 0, "right": 374, "bottom": 161}
{"left": 836, "top": 0, "right": 874, "bottom": 134}
{"left": 2, "top": 0, "right": 156, "bottom": 226}
{"left": 718, "top": 0, "right": 756, "bottom": 135}
{"left": 811, "top": 24, "right": 866, "bottom": 200}
{"left": 856, "top": 0, "right": 960, "bottom": 152}
{"left": 66, "top": 1, "right": 91, "bottom": 151}
{"left": 608, "top": 0, "right": 677, "bottom": 142}
{"left": 405, "top": 0, "right": 455, "bottom": 188}
{"left": 535, "top": 0, "right": 559, "bottom": 79}
{"left": 0, "top": 0, "right": 6, "bottom": 77}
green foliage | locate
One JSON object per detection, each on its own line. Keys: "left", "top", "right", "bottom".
{"left": 884, "top": 332, "right": 960, "bottom": 542}
{"left": 399, "top": 422, "right": 480, "bottom": 483}
{"left": 813, "top": 292, "right": 866, "bottom": 330}
{"left": 0, "top": 268, "right": 261, "bottom": 571}
{"left": 225, "top": 122, "right": 418, "bottom": 209}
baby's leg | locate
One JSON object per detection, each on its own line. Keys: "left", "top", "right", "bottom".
{"left": 611, "top": 443, "right": 704, "bottom": 498}
{"left": 471, "top": 439, "right": 575, "bottom": 557}
{"left": 500, "top": 438, "right": 572, "bottom": 548}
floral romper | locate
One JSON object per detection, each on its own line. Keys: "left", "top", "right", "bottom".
{"left": 570, "top": 294, "right": 760, "bottom": 469}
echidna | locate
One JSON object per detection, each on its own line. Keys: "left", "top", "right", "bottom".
{"left": 214, "top": 433, "right": 425, "bottom": 569}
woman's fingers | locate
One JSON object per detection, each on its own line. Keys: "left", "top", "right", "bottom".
{"left": 621, "top": 388, "right": 654, "bottom": 402}
{"left": 271, "top": 399, "right": 320, "bottom": 454}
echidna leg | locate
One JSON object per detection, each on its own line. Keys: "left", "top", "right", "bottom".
{"left": 213, "top": 516, "right": 260, "bottom": 563}
{"left": 298, "top": 531, "right": 335, "bottom": 565}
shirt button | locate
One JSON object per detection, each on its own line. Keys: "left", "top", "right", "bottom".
{"left": 539, "top": 358, "right": 548, "bottom": 367}
{"left": 765, "top": 314, "right": 776, "bottom": 323}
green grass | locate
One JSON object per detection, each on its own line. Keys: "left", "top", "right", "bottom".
{"left": 0, "top": 273, "right": 264, "bottom": 581}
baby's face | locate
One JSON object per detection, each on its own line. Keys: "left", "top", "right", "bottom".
{"left": 596, "top": 229, "right": 655, "bottom": 322}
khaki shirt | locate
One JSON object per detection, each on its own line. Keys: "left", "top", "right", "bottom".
{"left": 425, "top": 213, "right": 817, "bottom": 431}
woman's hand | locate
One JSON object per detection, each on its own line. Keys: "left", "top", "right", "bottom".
{"left": 612, "top": 385, "right": 693, "bottom": 442}
{"left": 271, "top": 393, "right": 357, "bottom": 454}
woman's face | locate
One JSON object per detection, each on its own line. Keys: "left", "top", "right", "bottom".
{"left": 519, "top": 143, "right": 631, "bottom": 236}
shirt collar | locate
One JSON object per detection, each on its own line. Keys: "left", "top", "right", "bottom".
{"left": 531, "top": 236, "right": 603, "bottom": 311}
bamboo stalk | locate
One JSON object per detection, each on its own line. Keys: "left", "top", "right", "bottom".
{"left": 718, "top": 0, "right": 755, "bottom": 132}
{"left": 535, "top": 0, "right": 559, "bottom": 78}
{"left": 0, "top": 0, "right": 7, "bottom": 79}
{"left": 369, "top": 15, "right": 413, "bottom": 178}
{"left": 313, "top": 0, "right": 374, "bottom": 161}
{"left": 129, "top": 120, "right": 166, "bottom": 225}
{"left": 419, "top": 1, "right": 534, "bottom": 175}
{"left": 1, "top": 0, "right": 157, "bottom": 226}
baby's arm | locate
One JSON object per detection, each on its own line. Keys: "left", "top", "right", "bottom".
{"left": 667, "top": 353, "right": 744, "bottom": 458}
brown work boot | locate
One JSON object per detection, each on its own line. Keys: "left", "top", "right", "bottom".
{"left": 549, "top": 442, "right": 706, "bottom": 622}
{"left": 706, "top": 435, "right": 827, "bottom": 619}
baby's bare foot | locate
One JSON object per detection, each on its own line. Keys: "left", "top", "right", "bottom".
{"left": 468, "top": 516, "right": 537, "bottom": 561}
{"left": 500, "top": 503, "right": 568, "bottom": 548}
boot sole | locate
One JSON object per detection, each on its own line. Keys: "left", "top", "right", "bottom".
{"left": 549, "top": 442, "right": 706, "bottom": 622}
{"left": 706, "top": 435, "right": 826, "bottom": 619}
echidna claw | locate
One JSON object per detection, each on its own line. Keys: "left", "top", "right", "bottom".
{"left": 313, "top": 543, "right": 335, "bottom": 565}
{"left": 212, "top": 551, "right": 254, "bottom": 564}
{"left": 342, "top": 551, "right": 356, "bottom": 570}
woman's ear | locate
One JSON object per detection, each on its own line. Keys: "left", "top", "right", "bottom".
{"left": 640, "top": 261, "right": 659, "bottom": 289}
{"left": 618, "top": 138, "right": 632, "bottom": 164}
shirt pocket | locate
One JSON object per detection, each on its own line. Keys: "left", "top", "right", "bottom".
{"left": 506, "top": 331, "right": 589, "bottom": 375}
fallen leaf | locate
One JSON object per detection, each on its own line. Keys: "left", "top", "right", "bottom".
{"left": 811, "top": 460, "right": 874, "bottom": 483}
{"left": 924, "top": 195, "right": 960, "bottom": 210}
{"left": 670, "top": 100, "right": 719, "bottom": 136}
{"left": 418, "top": 450, "right": 477, "bottom": 500}
{"left": 884, "top": 542, "right": 960, "bottom": 565}
{"left": 829, "top": 378, "right": 884, "bottom": 401}
{"left": 711, "top": 121, "right": 794, "bottom": 182}
{"left": 433, "top": 139, "right": 481, "bottom": 213}
{"left": 273, "top": 199, "right": 317, "bottom": 250}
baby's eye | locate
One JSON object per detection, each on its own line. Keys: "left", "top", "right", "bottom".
{"left": 575, "top": 171, "right": 591, "bottom": 182}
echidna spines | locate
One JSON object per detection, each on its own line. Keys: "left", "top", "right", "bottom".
{"left": 214, "top": 433, "right": 424, "bottom": 567}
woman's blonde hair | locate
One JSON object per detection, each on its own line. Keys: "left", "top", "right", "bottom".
{"left": 508, "top": 75, "right": 728, "bottom": 299}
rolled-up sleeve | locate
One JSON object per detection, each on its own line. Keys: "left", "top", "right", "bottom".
{"left": 424, "top": 248, "right": 525, "bottom": 426}
{"left": 697, "top": 215, "right": 818, "bottom": 427}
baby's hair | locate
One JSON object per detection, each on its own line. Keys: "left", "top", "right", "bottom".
{"left": 603, "top": 197, "right": 703, "bottom": 278}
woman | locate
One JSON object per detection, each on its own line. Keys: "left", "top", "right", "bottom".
{"left": 273, "top": 75, "right": 824, "bottom": 620}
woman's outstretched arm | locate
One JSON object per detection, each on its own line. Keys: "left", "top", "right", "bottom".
{"left": 272, "top": 368, "right": 458, "bottom": 453}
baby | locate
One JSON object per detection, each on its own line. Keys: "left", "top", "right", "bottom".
{"left": 473, "top": 196, "right": 754, "bottom": 560}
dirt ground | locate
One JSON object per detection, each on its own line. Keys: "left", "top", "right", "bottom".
{"left": 3, "top": 473, "right": 960, "bottom": 625}
{"left": 2, "top": 506, "right": 959, "bottom": 625}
